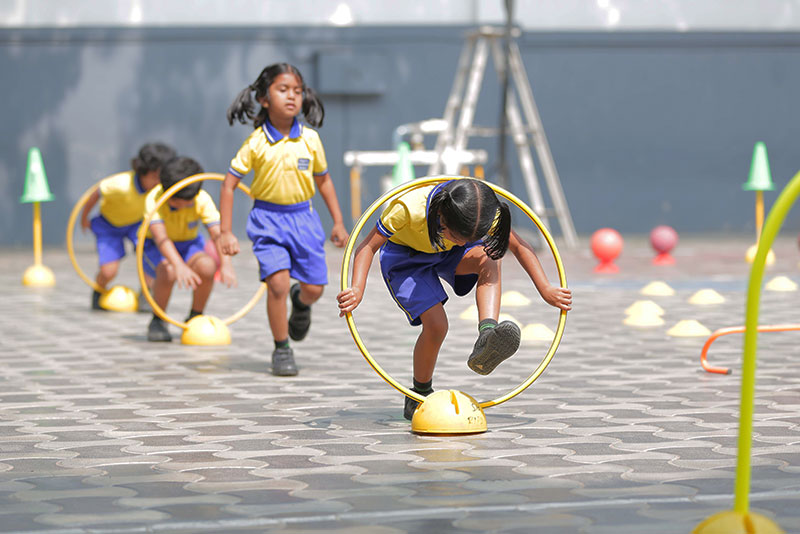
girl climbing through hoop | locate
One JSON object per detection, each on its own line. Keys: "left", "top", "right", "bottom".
{"left": 219, "top": 62, "right": 348, "bottom": 377}
{"left": 337, "top": 177, "right": 572, "bottom": 420}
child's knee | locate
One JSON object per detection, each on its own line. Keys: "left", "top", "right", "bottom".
{"left": 301, "top": 283, "right": 324, "bottom": 303}
{"left": 192, "top": 254, "right": 217, "bottom": 279}
{"left": 266, "top": 272, "right": 290, "bottom": 298}
{"left": 422, "top": 313, "right": 449, "bottom": 340}
{"left": 156, "top": 262, "right": 176, "bottom": 282}
{"left": 99, "top": 261, "right": 119, "bottom": 279}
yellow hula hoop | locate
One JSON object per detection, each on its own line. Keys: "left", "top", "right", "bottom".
{"left": 66, "top": 173, "right": 130, "bottom": 293}
{"left": 135, "top": 172, "right": 266, "bottom": 329}
{"left": 340, "top": 175, "right": 568, "bottom": 409}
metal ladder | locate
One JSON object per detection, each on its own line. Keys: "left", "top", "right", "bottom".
{"left": 429, "top": 26, "right": 578, "bottom": 249}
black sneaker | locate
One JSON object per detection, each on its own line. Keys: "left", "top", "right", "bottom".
{"left": 91, "top": 290, "right": 104, "bottom": 311}
{"left": 288, "top": 283, "right": 311, "bottom": 341}
{"left": 467, "top": 321, "right": 521, "bottom": 375}
{"left": 271, "top": 346, "right": 298, "bottom": 376}
{"left": 403, "top": 389, "right": 433, "bottom": 421}
{"left": 147, "top": 316, "right": 172, "bottom": 342}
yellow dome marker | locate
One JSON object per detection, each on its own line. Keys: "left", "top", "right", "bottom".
{"left": 623, "top": 312, "right": 665, "bottom": 327}
{"left": 688, "top": 289, "right": 726, "bottom": 305}
{"left": 765, "top": 276, "right": 797, "bottom": 292}
{"left": 501, "top": 290, "right": 531, "bottom": 307}
{"left": 667, "top": 319, "right": 711, "bottom": 337}
{"left": 625, "top": 300, "right": 665, "bottom": 317}
{"left": 521, "top": 323, "right": 556, "bottom": 342}
{"left": 411, "top": 390, "right": 487, "bottom": 434}
{"left": 640, "top": 281, "right": 675, "bottom": 296}
{"left": 459, "top": 305, "right": 479, "bottom": 321}
{"left": 98, "top": 285, "right": 139, "bottom": 312}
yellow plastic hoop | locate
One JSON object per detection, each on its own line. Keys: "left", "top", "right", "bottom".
{"left": 66, "top": 173, "right": 128, "bottom": 293}
{"left": 340, "top": 176, "right": 568, "bottom": 409}
{"left": 135, "top": 172, "right": 266, "bottom": 329}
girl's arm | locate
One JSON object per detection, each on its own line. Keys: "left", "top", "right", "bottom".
{"left": 508, "top": 230, "right": 572, "bottom": 311}
{"left": 80, "top": 189, "right": 100, "bottom": 231}
{"left": 207, "top": 224, "right": 237, "bottom": 288}
{"left": 336, "top": 227, "right": 387, "bottom": 316}
{"left": 150, "top": 222, "right": 202, "bottom": 289}
{"left": 313, "top": 172, "right": 349, "bottom": 247}
{"left": 218, "top": 172, "right": 240, "bottom": 256}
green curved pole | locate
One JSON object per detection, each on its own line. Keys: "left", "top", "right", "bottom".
{"left": 735, "top": 169, "right": 800, "bottom": 513}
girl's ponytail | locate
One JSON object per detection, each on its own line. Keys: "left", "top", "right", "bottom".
{"left": 227, "top": 85, "right": 256, "bottom": 126}
{"left": 482, "top": 202, "right": 511, "bottom": 260}
{"left": 426, "top": 187, "right": 448, "bottom": 252}
{"left": 302, "top": 86, "right": 325, "bottom": 128}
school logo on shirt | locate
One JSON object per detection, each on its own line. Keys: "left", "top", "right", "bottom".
{"left": 297, "top": 158, "right": 310, "bottom": 171}
{"left": 188, "top": 221, "right": 199, "bottom": 229}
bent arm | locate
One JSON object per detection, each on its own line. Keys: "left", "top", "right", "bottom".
{"left": 508, "top": 230, "right": 572, "bottom": 311}
{"left": 337, "top": 227, "right": 387, "bottom": 315}
{"left": 80, "top": 189, "right": 101, "bottom": 229}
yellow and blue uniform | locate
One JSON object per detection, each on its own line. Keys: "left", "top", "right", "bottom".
{"left": 377, "top": 179, "right": 480, "bottom": 326}
{"left": 141, "top": 185, "right": 220, "bottom": 277}
{"left": 228, "top": 118, "right": 328, "bottom": 284}
{"left": 90, "top": 171, "right": 149, "bottom": 265}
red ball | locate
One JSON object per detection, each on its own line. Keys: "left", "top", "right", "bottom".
{"left": 590, "top": 228, "right": 623, "bottom": 262}
{"left": 650, "top": 225, "right": 678, "bottom": 254}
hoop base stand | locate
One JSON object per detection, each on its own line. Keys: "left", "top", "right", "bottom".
{"left": 181, "top": 315, "right": 231, "bottom": 346}
{"left": 98, "top": 285, "right": 138, "bottom": 312}
{"left": 22, "top": 264, "right": 55, "bottom": 287}
{"left": 411, "top": 390, "right": 488, "bottom": 434}
{"left": 694, "top": 510, "right": 783, "bottom": 534}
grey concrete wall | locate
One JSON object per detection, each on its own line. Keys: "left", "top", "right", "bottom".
{"left": 2, "top": 27, "right": 800, "bottom": 247}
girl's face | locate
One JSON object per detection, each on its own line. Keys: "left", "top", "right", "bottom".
{"left": 258, "top": 72, "right": 303, "bottom": 122}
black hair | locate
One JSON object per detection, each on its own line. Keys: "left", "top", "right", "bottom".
{"left": 159, "top": 156, "right": 204, "bottom": 200}
{"left": 227, "top": 62, "right": 325, "bottom": 129}
{"left": 131, "top": 142, "right": 176, "bottom": 176}
{"left": 426, "top": 178, "right": 512, "bottom": 260}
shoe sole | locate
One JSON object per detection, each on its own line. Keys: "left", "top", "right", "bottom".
{"left": 272, "top": 367, "right": 298, "bottom": 377}
{"left": 467, "top": 322, "right": 521, "bottom": 375}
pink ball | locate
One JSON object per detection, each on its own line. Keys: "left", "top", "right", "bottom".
{"left": 650, "top": 225, "right": 678, "bottom": 254}
{"left": 590, "top": 228, "right": 623, "bottom": 262}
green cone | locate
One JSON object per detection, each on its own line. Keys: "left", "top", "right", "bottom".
{"left": 742, "top": 142, "right": 774, "bottom": 192}
{"left": 20, "top": 147, "right": 54, "bottom": 203}
{"left": 392, "top": 142, "right": 415, "bottom": 187}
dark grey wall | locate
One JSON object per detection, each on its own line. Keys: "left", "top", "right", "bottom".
{"left": 2, "top": 27, "right": 800, "bottom": 246}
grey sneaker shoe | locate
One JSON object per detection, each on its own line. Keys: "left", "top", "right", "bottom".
{"left": 271, "top": 346, "right": 298, "bottom": 376}
{"left": 288, "top": 283, "right": 311, "bottom": 341}
{"left": 91, "top": 290, "right": 105, "bottom": 311}
{"left": 147, "top": 316, "right": 172, "bottom": 342}
{"left": 467, "top": 321, "right": 521, "bottom": 375}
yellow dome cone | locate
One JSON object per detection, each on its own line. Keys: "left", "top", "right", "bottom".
{"left": 765, "top": 276, "right": 797, "bottom": 292}
{"left": 625, "top": 300, "right": 665, "bottom": 317}
{"left": 98, "top": 285, "right": 138, "bottom": 312}
{"left": 693, "top": 510, "right": 784, "bottom": 534}
{"left": 501, "top": 290, "right": 531, "bottom": 307}
{"left": 689, "top": 289, "right": 726, "bottom": 305}
{"left": 411, "top": 390, "right": 487, "bottom": 434}
{"left": 521, "top": 323, "right": 555, "bottom": 342}
{"left": 624, "top": 312, "right": 665, "bottom": 327}
{"left": 181, "top": 315, "right": 231, "bottom": 346}
{"left": 640, "top": 281, "right": 675, "bottom": 296}
{"left": 667, "top": 319, "right": 711, "bottom": 337}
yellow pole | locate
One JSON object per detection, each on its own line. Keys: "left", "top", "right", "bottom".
{"left": 755, "top": 190, "right": 764, "bottom": 240}
{"left": 32, "top": 201, "right": 43, "bottom": 266}
{"left": 350, "top": 166, "right": 361, "bottom": 223}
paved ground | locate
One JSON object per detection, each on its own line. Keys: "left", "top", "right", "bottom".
{"left": 2, "top": 233, "right": 800, "bottom": 533}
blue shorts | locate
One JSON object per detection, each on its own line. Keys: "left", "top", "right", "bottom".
{"left": 246, "top": 199, "right": 328, "bottom": 285}
{"left": 90, "top": 215, "right": 140, "bottom": 266}
{"left": 142, "top": 235, "right": 206, "bottom": 278}
{"left": 380, "top": 240, "right": 480, "bottom": 326}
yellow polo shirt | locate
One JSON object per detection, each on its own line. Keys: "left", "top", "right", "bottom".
{"left": 144, "top": 185, "right": 220, "bottom": 241}
{"left": 377, "top": 182, "right": 458, "bottom": 253}
{"left": 228, "top": 118, "right": 328, "bottom": 205}
{"left": 98, "top": 171, "right": 149, "bottom": 227}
